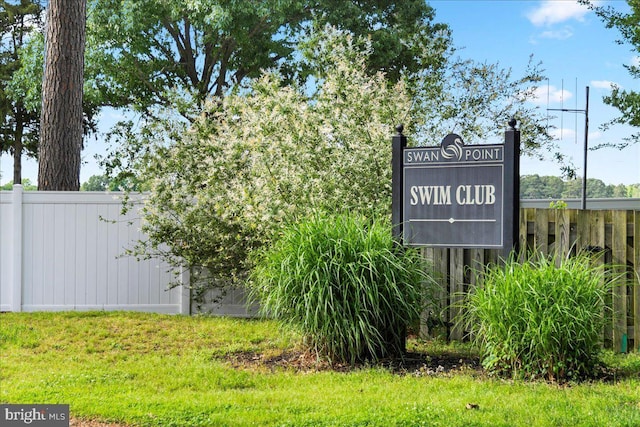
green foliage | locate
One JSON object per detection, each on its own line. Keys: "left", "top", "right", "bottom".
{"left": 86, "top": 0, "right": 449, "bottom": 118}
{"left": 582, "top": 0, "right": 640, "bottom": 148}
{"left": 0, "top": 178, "right": 37, "bottom": 191}
{"left": 0, "top": 0, "right": 43, "bottom": 173}
{"left": 128, "top": 28, "right": 412, "bottom": 286}
{"left": 414, "top": 55, "right": 556, "bottom": 162}
{"left": 80, "top": 174, "right": 149, "bottom": 192}
{"left": 464, "top": 253, "right": 617, "bottom": 382}
{"left": 548, "top": 200, "right": 568, "bottom": 209}
{"left": 520, "top": 174, "right": 639, "bottom": 199}
{"left": 249, "top": 213, "right": 433, "bottom": 364}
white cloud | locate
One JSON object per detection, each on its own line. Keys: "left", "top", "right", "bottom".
{"left": 537, "top": 27, "right": 574, "bottom": 40}
{"left": 631, "top": 56, "right": 640, "bottom": 67}
{"left": 589, "top": 130, "right": 603, "bottom": 141}
{"left": 590, "top": 80, "right": 617, "bottom": 90}
{"left": 526, "top": 1, "right": 592, "bottom": 26}
{"left": 551, "top": 128, "right": 576, "bottom": 141}
{"left": 531, "top": 85, "right": 573, "bottom": 105}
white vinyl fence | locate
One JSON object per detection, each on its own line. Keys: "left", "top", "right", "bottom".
{"left": 0, "top": 186, "right": 189, "bottom": 313}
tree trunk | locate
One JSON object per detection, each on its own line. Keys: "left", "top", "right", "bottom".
{"left": 38, "top": 0, "right": 86, "bottom": 191}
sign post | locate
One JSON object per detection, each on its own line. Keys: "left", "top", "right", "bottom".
{"left": 392, "top": 120, "right": 520, "bottom": 258}
{"left": 391, "top": 124, "right": 407, "bottom": 244}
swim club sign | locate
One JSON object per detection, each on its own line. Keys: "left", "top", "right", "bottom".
{"left": 391, "top": 121, "right": 520, "bottom": 255}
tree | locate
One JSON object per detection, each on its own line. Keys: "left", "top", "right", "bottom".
{"left": 520, "top": 174, "right": 545, "bottom": 199}
{"left": 86, "top": 0, "right": 451, "bottom": 120}
{"left": 80, "top": 173, "right": 149, "bottom": 191}
{"left": 583, "top": 0, "right": 640, "bottom": 148}
{"left": 412, "top": 55, "right": 555, "bottom": 160}
{"left": 627, "top": 183, "right": 640, "bottom": 197}
{"left": 7, "top": 23, "right": 118, "bottom": 185}
{"left": 38, "top": 0, "right": 86, "bottom": 190}
{"left": 128, "top": 29, "right": 413, "bottom": 287}
{"left": 0, "top": 177, "right": 37, "bottom": 190}
{"left": 0, "top": 0, "right": 43, "bottom": 184}
{"left": 110, "top": 25, "right": 572, "bottom": 292}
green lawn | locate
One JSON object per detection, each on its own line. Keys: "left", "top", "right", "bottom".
{"left": 1, "top": 312, "right": 639, "bottom": 427}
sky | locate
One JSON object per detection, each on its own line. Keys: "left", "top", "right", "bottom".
{"left": 1, "top": 0, "right": 639, "bottom": 186}
{"left": 431, "top": 0, "right": 639, "bottom": 185}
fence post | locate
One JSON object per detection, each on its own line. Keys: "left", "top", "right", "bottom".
{"left": 11, "top": 184, "right": 23, "bottom": 312}
{"left": 634, "top": 210, "right": 639, "bottom": 352}
{"left": 179, "top": 266, "right": 191, "bottom": 315}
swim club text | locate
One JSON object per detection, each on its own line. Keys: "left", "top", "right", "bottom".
{"left": 409, "top": 184, "right": 496, "bottom": 206}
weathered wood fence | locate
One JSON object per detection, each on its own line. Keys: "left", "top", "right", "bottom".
{"left": 423, "top": 207, "right": 640, "bottom": 353}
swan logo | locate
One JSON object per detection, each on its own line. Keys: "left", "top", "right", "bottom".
{"left": 440, "top": 134, "right": 464, "bottom": 161}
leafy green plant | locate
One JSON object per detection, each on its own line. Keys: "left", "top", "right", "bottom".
{"left": 122, "top": 28, "right": 413, "bottom": 290}
{"left": 463, "top": 253, "right": 617, "bottom": 382}
{"left": 549, "top": 200, "right": 568, "bottom": 209}
{"left": 249, "top": 213, "right": 433, "bottom": 364}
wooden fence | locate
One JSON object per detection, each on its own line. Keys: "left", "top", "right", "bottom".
{"left": 422, "top": 208, "right": 640, "bottom": 353}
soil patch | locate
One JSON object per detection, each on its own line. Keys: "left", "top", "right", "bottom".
{"left": 225, "top": 349, "right": 482, "bottom": 376}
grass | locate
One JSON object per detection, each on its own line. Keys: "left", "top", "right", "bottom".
{"left": 464, "top": 253, "right": 615, "bottom": 381}
{"left": 1, "top": 311, "right": 639, "bottom": 427}
{"left": 250, "top": 213, "right": 432, "bottom": 363}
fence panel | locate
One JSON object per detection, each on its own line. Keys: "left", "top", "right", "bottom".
{"left": 429, "top": 207, "right": 639, "bottom": 352}
{"left": 0, "top": 187, "right": 188, "bottom": 313}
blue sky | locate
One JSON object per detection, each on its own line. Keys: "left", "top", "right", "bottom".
{"left": 432, "top": 0, "right": 639, "bottom": 185}
{"left": 1, "top": 0, "right": 639, "bottom": 186}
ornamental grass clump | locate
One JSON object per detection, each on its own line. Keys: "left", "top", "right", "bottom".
{"left": 464, "top": 253, "right": 615, "bottom": 382}
{"left": 249, "top": 213, "right": 433, "bottom": 365}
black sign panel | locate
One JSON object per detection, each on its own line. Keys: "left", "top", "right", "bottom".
{"left": 401, "top": 134, "right": 510, "bottom": 248}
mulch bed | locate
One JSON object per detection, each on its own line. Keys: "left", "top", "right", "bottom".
{"left": 225, "top": 349, "right": 482, "bottom": 376}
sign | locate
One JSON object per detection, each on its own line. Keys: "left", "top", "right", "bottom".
{"left": 392, "top": 123, "right": 520, "bottom": 254}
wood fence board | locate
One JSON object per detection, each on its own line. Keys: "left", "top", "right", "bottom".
{"left": 469, "top": 248, "right": 485, "bottom": 289}
{"left": 554, "top": 209, "right": 571, "bottom": 264}
{"left": 431, "top": 208, "right": 638, "bottom": 352}
{"left": 519, "top": 207, "right": 529, "bottom": 258}
{"left": 534, "top": 209, "right": 549, "bottom": 256}
{"left": 450, "top": 248, "right": 465, "bottom": 340}
{"left": 612, "top": 210, "right": 628, "bottom": 352}
{"left": 576, "top": 210, "right": 590, "bottom": 250}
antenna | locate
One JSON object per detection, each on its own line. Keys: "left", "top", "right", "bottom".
{"left": 575, "top": 78, "right": 578, "bottom": 145}
{"left": 560, "top": 79, "right": 564, "bottom": 140}
{"left": 547, "top": 85, "right": 590, "bottom": 210}
{"left": 546, "top": 79, "right": 550, "bottom": 132}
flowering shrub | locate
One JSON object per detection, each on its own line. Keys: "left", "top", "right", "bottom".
{"left": 135, "top": 29, "right": 412, "bottom": 287}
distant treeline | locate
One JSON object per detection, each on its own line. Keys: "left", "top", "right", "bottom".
{"left": 520, "top": 175, "right": 640, "bottom": 199}
{"left": 3, "top": 174, "right": 640, "bottom": 199}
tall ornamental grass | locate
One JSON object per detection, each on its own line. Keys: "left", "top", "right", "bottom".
{"left": 464, "top": 253, "right": 616, "bottom": 382}
{"left": 249, "top": 213, "right": 433, "bottom": 364}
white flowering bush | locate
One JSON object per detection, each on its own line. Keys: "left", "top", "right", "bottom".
{"left": 135, "top": 29, "right": 412, "bottom": 287}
